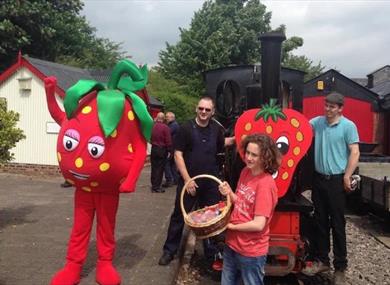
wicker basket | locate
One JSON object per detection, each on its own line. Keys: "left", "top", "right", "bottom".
{"left": 180, "top": 174, "right": 232, "bottom": 239}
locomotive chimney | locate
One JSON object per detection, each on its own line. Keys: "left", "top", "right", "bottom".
{"left": 259, "top": 32, "right": 286, "bottom": 104}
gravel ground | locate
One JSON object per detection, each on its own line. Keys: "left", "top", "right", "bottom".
{"left": 176, "top": 215, "right": 390, "bottom": 285}
{"left": 344, "top": 215, "right": 390, "bottom": 285}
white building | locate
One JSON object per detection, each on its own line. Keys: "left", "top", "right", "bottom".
{"left": 0, "top": 54, "right": 161, "bottom": 168}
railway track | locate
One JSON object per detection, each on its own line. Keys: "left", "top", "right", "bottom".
{"left": 176, "top": 214, "right": 390, "bottom": 285}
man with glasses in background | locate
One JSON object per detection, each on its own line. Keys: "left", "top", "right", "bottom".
{"left": 158, "top": 96, "right": 235, "bottom": 266}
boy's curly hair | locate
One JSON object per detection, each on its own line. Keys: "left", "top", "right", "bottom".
{"left": 240, "top": 133, "right": 282, "bottom": 174}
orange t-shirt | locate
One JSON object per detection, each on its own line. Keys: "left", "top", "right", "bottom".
{"left": 226, "top": 167, "right": 278, "bottom": 257}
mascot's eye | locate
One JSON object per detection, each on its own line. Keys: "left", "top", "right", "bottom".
{"left": 63, "top": 136, "right": 79, "bottom": 151}
{"left": 276, "top": 136, "right": 289, "bottom": 155}
{"left": 88, "top": 143, "right": 105, "bottom": 158}
{"left": 87, "top": 136, "right": 105, "bottom": 158}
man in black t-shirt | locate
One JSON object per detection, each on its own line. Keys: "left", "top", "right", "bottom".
{"left": 158, "top": 96, "right": 235, "bottom": 266}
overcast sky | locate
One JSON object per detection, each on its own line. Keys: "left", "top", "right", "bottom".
{"left": 82, "top": 0, "right": 390, "bottom": 78}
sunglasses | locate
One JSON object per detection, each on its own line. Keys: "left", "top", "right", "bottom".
{"left": 198, "top": 107, "right": 212, "bottom": 112}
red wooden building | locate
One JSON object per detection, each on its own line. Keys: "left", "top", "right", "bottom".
{"left": 303, "top": 69, "right": 389, "bottom": 154}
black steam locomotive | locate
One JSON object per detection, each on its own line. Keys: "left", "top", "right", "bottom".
{"left": 204, "top": 32, "right": 315, "bottom": 276}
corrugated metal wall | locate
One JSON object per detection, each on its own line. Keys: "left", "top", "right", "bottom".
{"left": 0, "top": 68, "right": 61, "bottom": 165}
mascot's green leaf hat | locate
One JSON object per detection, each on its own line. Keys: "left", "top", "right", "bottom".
{"left": 64, "top": 59, "right": 153, "bottom": 141}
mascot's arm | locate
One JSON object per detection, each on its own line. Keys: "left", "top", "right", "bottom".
{"left": 44, "top": 77, "right": 65, "bottom": 125}
{"left": 119, "top": 123, "right": 147, "bottom": 193}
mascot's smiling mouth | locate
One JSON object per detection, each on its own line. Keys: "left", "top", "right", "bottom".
{"left": 69, "top": 170, "right": 90, "bottom": 180}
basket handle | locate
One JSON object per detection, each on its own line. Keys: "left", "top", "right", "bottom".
{"left": 180, "top": 174, "right": 231, "bottom": 220}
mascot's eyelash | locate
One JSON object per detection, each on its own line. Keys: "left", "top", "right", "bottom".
{"left": 64, "top": 129, "right": 80, "bottom": 141}
{"left": 89, "top": 136, "right": 104, "bottom": 146}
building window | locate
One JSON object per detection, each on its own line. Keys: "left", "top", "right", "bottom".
{"left": 18, "top": 77, "right": 32, "bottom": 96}
{"left": 46, "top": 122, "right": 61, "bottom": 134}
{"left": 18, "top": 77, "right": 32, "bottom": 90}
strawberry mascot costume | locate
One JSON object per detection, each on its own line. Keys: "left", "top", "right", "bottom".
{"left": 44, "top": 60, "right": 153, "bottom": 285}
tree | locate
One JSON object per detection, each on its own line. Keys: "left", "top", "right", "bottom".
{"left": 148, "top": 69, "right": 198, "bottom": 123}
{"left": 283, "top": 54, "right": 324, "bottom": 81}
{"left": 278, "top": 25, "right": 324, "bottom": 80}
{"left": 158, "top": 0, "right": 323, "bottom": 94}
{"left": 159, "top": 0, "right": 270, "bottom": 94}
{"left": 0, "top": 100, "right": 25, "bottom": 163}
{"left": 0, "top": 0, "right": 124, "bottom": 71}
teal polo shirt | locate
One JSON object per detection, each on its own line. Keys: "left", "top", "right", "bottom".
{"left": 310, "top": 116, "right": 359, "bottom": 175}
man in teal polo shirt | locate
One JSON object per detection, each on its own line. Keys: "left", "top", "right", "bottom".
{"left": 303, "top": 92, "right": 360, "bottom": 284}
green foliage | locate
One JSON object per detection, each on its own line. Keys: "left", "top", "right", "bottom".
{"left": 158, "top": 0, "right": 324, "bottom": 93}
{"left": 148, "top": 70, "right": 198, "bottom": 123}
{"left": 0, "top": 0, "right": 124, "bottom": 71}
{"left": 159, "top": 0, "right": 272, "bottom": 95}
{"left": 283, "top": 54, "right": 324, "bottom": 81}
{"left": 278, "top": 25, "right": 324, "bottom": 80}
{"left": 0, "top": 100, "right": 25, "bottom": 163}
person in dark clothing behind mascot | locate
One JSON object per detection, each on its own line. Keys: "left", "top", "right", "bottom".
{"left": 162, "top": 111, "right": 180, "bottom": 187}
{"left": 158, "top": 96, "right": 235, "bottom": 266}
{"left": 150, "top": 112, "right": 172, "bottom": 193}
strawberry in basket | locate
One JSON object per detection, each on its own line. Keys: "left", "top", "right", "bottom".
{"left": 181, "top": 175, "right": 232, "bottom": 239}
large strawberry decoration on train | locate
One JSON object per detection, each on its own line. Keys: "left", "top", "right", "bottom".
{"left": 235, "top": 99, "right": 312, "bottom": 197}
{"left": 45, "top": 60, "right": 153, "bottom": 193}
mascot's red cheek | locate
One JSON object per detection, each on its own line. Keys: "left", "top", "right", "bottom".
{"left": 57, "top": 97, "right": 141, "bottom": 193}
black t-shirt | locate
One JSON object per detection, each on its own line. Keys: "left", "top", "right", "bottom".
{"left": 174, "top": 119, "right": 224, "bottom": 176}
{"left": 174, "top": 119, "right": 224, "bottom": 154}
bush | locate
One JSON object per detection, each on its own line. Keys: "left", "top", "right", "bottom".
{"left": 0, "top": 100, "right": 25, "bottom": 163}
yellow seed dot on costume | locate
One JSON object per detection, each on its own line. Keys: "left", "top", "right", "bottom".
{"left": 57, "top": 152, "right": 61, "bottom": 162}
{"left": 99, "top": 162, "right": 110, "bottom": 172}
{"left": 282, "top": 172, "right": 289, "bottom": 180}
{"left": 82, "top": 106, "right": 92, "bottom": 114}
{"left": 90, "top": 181, "right": 99, "bottom": 187}
{"left": 82, "top": 187, "right": 91, "bottom": 192}
{"left": 296, "top": 131, "right": 303, "bottom": 142}
{"left": 128, "top": 111, "right": 135, "bottom": 121}
{"left": 66, "top": 179, "right": 75, "bottom": 185}
{"left": 110, "top": 129, "right": 117, "bottom": 138}
{"left": 266, "top": 125, "right": 273, "bottom": 134}
{"left": 287, "top": 159, "right": 294, "bottom": 168}
{"left": 75, "top": 157, "right": 83, "bottom": 168}
{"left": 293, "top": 146, "right": 301, "bottom": 156}
{"left": 244, "top": 123, "right": 252, "bottom": 131}
{"left": 241, "top": 134, "right": 247, "bottom": 141}
{"left": 290, "top": 118, "right": 300, "bottom": 128}
{"left": 128, "top": 144, "right": 133, "bottom": 153}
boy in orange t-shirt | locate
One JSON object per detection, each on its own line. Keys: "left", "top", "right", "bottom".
{"left": 219, "top": 134, "right": 280, "bottom": 285}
